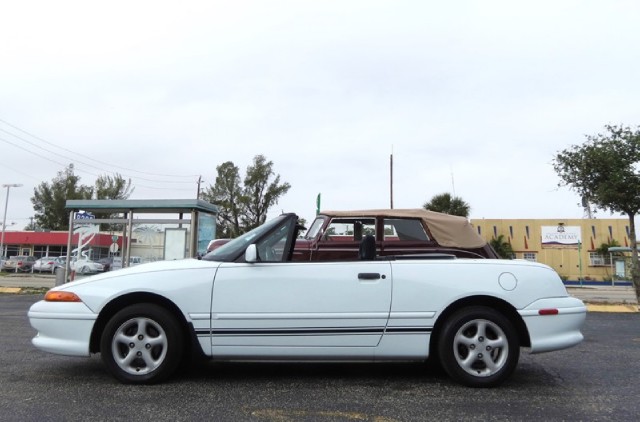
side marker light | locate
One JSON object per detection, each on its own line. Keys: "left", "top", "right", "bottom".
{"left": 45, "top": 291, "right": 82, "bottom": 302}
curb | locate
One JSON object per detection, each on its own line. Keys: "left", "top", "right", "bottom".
{"left": 0, "top": 287, "right": 22, "bottom": 294}
{"left": 586, "top": 303, "right": 638, "bottom": 313}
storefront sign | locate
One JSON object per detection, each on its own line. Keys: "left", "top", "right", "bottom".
{"left": 541, "top": 225, "right": 581, "bottom": 248}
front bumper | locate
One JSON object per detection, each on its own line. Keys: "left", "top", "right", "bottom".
{"left": 518, "top": 296, "right": 587, "bottom": 353}
{"left": 28, "top": 300, "right": 98, "bottom": 357}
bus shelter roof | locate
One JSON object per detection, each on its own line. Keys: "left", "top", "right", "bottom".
{"left": 65, "top": 199, "right": 218, "bottom": 215}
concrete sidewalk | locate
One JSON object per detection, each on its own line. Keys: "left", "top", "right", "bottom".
{"left": 0, "top": 273, "right": 58, "bottom": 289}
{"left": 566, "top": 285, "right": 638, "bottom": 313}
{"left": 1, "top": 273, "right": 638, "bottom": 312}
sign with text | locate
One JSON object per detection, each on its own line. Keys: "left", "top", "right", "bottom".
{"left": 75, "top": 211, "right": 95, "bottom": 220}
{"left": 541, "top": 226, "right": 582, "bottom": 248}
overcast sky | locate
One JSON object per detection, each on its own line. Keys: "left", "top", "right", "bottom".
{"left": 1, "top": 1, "right": 639, "bottom": 230}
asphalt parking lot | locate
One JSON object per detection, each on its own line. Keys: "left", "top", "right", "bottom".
{"left": 1, "top": 293, "right": 639, "bottom": 421}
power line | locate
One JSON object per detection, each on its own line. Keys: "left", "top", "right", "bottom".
{"left": 0, "top": 135, "right": 79, "bottom": 172}
{"left": 0, "top": 117, "right": 201, "bottom": 179}
{"left": 0, "top": 129, "right": 194, "bottom": 185}
{"left": 0, "top": 135, "right": 199, "bottom": 195}
{"left": 0, "top": 162, "right": 41, "bottom": 182}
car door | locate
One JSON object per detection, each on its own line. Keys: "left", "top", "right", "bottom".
{"left": 210, "top": 260, "right": 392, "bottom": 356}
{"left": 312, "top": 217, "right": 377, "bottom": 260}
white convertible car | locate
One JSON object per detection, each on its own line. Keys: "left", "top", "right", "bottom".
{"left": 28, "top": 213, "right": 586, "bottom": 387}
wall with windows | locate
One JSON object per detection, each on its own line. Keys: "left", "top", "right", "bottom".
{"left": 471, "top": 218, "right": 633, "bottom": 282}
{"left": 1, "top": 231, "right": 115, "bottom": 260}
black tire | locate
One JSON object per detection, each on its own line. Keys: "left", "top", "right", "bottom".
{"left": 100, "top": 303, "right": 184, "bottom": 384}
{"left": 438, "top": 306, "right": 519, "bottom": 388}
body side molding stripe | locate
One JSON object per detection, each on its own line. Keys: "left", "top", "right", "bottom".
{"left": 195, "top": 326, "right": 433, "bottom": 337}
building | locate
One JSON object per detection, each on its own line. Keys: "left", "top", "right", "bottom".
{"left": 1, "top": 231, "right": 119, "bottom": 259}
{"left": 472, "top": 218, "right": 633, "bottom": 283}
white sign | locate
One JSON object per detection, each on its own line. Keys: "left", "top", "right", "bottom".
{"left": 75, "top": 211, "right": 95, "bottom": 220}
{"left": 541, "top": 226, "right": 582, "bottom": 248}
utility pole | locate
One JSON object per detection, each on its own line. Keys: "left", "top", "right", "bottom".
{"left": 451, "top": 165, "right": 456, "bottom": 197}
{"left": 1, "top": 183, "right": 23, "bottom": 258}
{"left": 196, "top": 176, "right": 202, "bottom": 200}
{"left": 389, "top": 148, "right": 394, "bottom": 209}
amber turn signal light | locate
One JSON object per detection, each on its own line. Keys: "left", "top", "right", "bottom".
{"left": 45, "top": 291, "right": 82, "bottom": 302}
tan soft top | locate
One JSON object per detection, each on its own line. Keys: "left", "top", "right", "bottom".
{"left": 320, "top": 209, "right": 486, "bottom": 249}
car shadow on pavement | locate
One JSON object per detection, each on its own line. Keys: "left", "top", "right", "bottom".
{"left": 180, "top": 360, "right": 451, "bottom": 386}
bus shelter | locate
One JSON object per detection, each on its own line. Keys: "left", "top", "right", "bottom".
{"left": 608, "top": 246, "right": 635, "bottom": 285}
{"left": 63, "top": 199, "right": 218, "bottom": 281}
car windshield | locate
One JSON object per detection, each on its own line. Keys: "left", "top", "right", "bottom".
{"left": 304, "top": 217, "right": 325, "bottom": 240}
{"left": 203, "top": 214, "right": 291, "bottom": 262}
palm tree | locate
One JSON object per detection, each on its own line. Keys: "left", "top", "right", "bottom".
{"left": 595, "top": 239, "right": 621, "bottom": 256}
{"left": 490, "top": 235, "right": 514, "bottom": 259}
{"left": 423, "top": 193, "right": 471, "bottom": 217}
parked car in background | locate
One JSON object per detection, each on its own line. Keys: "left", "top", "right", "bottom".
{"left": 97, "top": 257, "right": 113, "bottom": 272}
{"left": 71, "top": 259, "right": 104, "bottom": 274}
{"left": 206, "top": 239, "right": 229, "bottom": 253}
{"left": 296, "top": 209, "right": 499, "bottom": 260}
{"left": 1, "top": 255, "right": 36, "bottom": 272}
{"left": 33, "top": 257, "right": 65, "bottom": 273}
{"left": 206, "top": 209, "right": 498, "bottom": 261}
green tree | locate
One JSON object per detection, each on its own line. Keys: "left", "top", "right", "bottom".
{"left": 94, "top": 174, "right": 134, "bottom": 200}
{"left": 241, "top": 155, "right": 291, "bottom": 231}
{"left": 23, "top": 218, "right": 37, "bottom": 231}
{"left": 297, "top": 217, "right": 308, "bottom": 237}
{"left": 202, "top": 161, "right": 244, "bottom": 238}
{"left": 202, "top": 155, "right": 291, "bottom": 237}
{"left": 595, "top": 239, "right": 622, "bottom": 257}
{"left": 423, "top": 192, "right": 471, "bottom": 217}
{"left": 553, "top": 124, "right": 640, "bottom": 301}
{"left": 93, "top": 173, "right": 134, "bottom": 231}
{"left": 31, "top": 164, "right": 93, "bottom": 230}
{"left": 489, "top": 234, "right": 514, "bottom": 259}
{"left": 31, "top": 166, "right": 136, "bottom": 231}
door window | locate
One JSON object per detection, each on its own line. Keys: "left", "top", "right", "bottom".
{"left": 324, "top": 218, "right": 376, "bottom": 241}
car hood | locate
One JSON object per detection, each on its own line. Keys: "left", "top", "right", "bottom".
{"left": 56, "top": 258, "right": 222, "bottom": 289}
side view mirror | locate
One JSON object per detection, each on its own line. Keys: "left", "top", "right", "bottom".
{"left": 245, "top": 244, "right": 258, "bottom": 263}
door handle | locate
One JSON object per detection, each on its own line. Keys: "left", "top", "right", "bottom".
{"left": 358, "top": 272, "right": 381, "bottom": 280}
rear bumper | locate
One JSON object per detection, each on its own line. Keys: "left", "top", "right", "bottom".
{"left": 518, "top": 296, "right": 587, "bottom": 353}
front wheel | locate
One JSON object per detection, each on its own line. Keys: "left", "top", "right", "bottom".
{"left": 100, "top": 303, "right": 184, "bottom": 384}
{"left": 438, "top": 306, "right": 519, "bottom": 387}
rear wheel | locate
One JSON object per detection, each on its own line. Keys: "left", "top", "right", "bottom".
{"left": 100, "top": 303, "right": 184, "bottom": 384}
{"left": 438, "top": 306, "right": 519, "bottom": 387}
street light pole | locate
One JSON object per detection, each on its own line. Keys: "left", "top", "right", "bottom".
{"left": 0, "top": 183, "right": 23, "bottom": 258}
